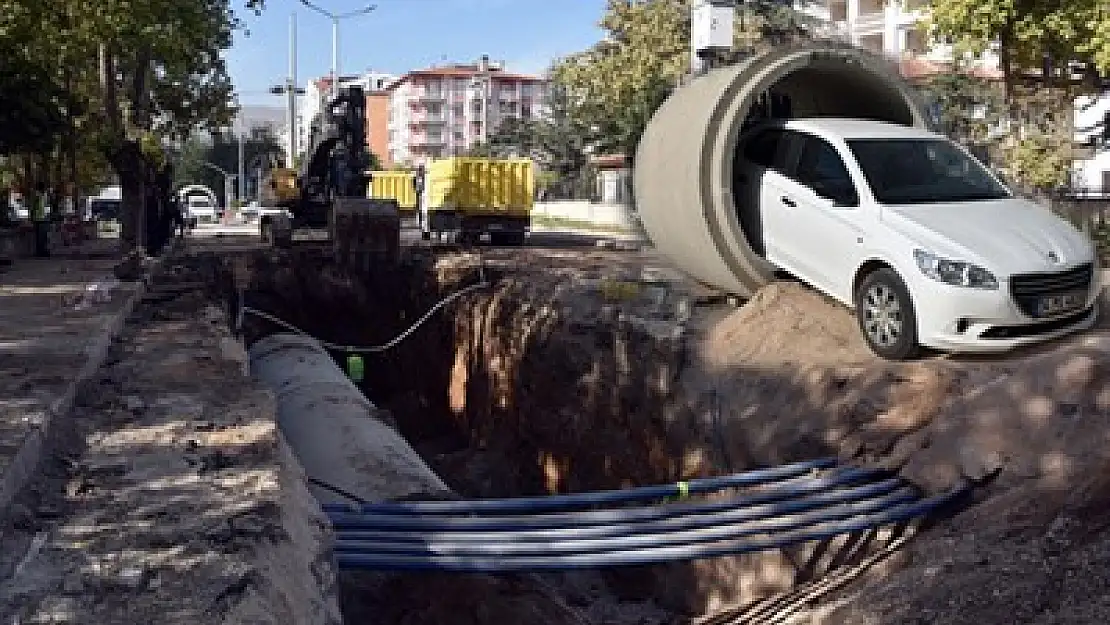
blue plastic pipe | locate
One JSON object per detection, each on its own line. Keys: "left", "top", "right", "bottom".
{"left": 327, "top": 466, "right": 888, "bottom": 532}
{"left": 323, "top": 457, "right": 839, "bottom": 516}
{"left": 333, "top": 485, "right": 967, "bottom": 572}
{"left": 334, "top": 487, "right": 918, "bottom": 557}
{"left": 332, "top": 479, "right": 908, "bottom": 544}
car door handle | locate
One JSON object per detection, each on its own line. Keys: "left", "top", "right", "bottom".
{"left": 781, "top": 196, "right": 796, "bottom": 207}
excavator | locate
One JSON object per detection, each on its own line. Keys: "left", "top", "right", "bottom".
{"left": 259, "top": 84, "right": 400, "bottom": 267}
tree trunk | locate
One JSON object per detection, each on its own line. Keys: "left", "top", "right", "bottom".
{"left": 114, "top": 141, "right": 146, "bottom": 254}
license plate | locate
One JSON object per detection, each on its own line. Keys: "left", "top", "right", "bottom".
{"left": 1037, "top": 291, "right": 1086, "bottom": 317}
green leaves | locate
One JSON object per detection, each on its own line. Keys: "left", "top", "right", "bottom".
{"left": 553, "top": 0, "right": 812, "bottom": 156}
{"left": 926, "top": 0, "right": 1110, "bottom": 77}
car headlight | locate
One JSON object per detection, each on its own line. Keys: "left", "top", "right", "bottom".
{"left": 913, "top": 249, "right": 998, "bottom": 290}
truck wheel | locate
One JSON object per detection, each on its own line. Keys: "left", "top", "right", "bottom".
{"left": 854, "top": 267, "right": 919, "bottom": 361}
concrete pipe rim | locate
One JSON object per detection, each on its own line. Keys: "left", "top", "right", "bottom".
{"left": 698, "top": 43, "right": 934, "bottom": 295}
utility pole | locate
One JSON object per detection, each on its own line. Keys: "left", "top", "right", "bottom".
{"left": 271, "top": 14, "right": 306, "bottom": 167}
{"left": 238, "top": 131, "right": 245, "bottom": 205}
{"left": 290, "top": 12, "right": 298, "bottom": 159}
{"left": 299, "top": 1, "right": 377, "bottom": 98}
{"left": 331, "top": 16, "right": 339, "bottom": 97}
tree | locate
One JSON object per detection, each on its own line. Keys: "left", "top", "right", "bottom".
{"left": 174, "top": 127, "right": 285, "bottom": 200}
{"left": 553, "top": 0, "right": 689, "bottom": 157}
{"left": 0, "top": 0, "right": 264, "bottom": 251}
{"left": 552, "top": 0, "right": 815, "bottom": 157}
{"left": 917, "top": 72, "right": 1005, "bottom": 145}
{"left": 473, "top": 80, "right": 597, "bottom": 199}
{"left": 926, "top": 0, "right": 1110, "bottom": 189}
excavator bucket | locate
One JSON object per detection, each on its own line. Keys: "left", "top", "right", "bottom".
{"left": 331, "top": 197, "right": 401, "bottom": 270}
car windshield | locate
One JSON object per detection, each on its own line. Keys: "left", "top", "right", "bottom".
{"left": 846, "top": 138, "right": 1011, "bottom": 205}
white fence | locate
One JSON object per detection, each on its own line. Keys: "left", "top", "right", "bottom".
{"left": 532, "top": 200, "right": 638, "bottom": 230}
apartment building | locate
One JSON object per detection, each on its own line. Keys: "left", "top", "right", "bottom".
{"left": 296, "top": 71, "right": 397, "bottom": 161}
{"left": 385, "top": 56, "right": 549, "bottom": 166}
{"left": 799, "top": 0, "right": 999, "bottom": 69}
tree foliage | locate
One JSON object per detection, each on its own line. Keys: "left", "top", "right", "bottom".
{"left": 926, "top": 0, "right": 1110, "bottom": 189}
{"left": 173, "top": 127, "right": 284, "bottom": 201}
{"left": 552, "top": 0, "right": 814, "bottom": 157}
{"left": 917, "top": 72, "right": 1005, "bottom": 144}
{"left": 0, "top": 0, "right": 262, "bottom": 250}
{"left": 474, "top": 80, "right": 597, "bottom": 199}
{"left": 927, "top": 0, "right": 1110, "bottom": 85}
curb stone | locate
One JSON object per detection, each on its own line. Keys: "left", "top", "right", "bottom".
{"left": 0, "top": 255, "right": 163, "bottom": 513}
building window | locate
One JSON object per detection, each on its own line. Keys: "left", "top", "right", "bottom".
{"left": 521, "top": 105, "right": 532, "bottom": 118}
{"left": 453, "top": 104, "right": 464, "bottom": 117}
{"left": 427, "top": 102, "right": 443, "bottom": 115}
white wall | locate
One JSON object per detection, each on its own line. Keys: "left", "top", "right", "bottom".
{"left": 532, "top": 200, "right": 638, "bottom": 230}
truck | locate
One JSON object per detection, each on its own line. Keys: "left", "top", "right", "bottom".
{"left": 406, "top": 157, "right": 534, "bottom": 246}
{"left": 367, "top": 170, "right": 418, "bottom": 216}
{"left": 257, "top": 85, "right": 400, "bottom": 265}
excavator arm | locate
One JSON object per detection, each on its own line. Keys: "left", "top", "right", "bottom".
{"left": 266, "top": 84, "right": 399, "bottom": 266}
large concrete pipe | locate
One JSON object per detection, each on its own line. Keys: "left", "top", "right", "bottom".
{"left": 634, "top": 43, "right": 933, "bottom": 297}
{"left": 249, "top": 333, "right": 451, "bottom": 506}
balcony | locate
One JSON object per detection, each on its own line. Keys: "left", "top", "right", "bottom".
{"left": 412, "top": 89, "right": 445, "bottom": 101}
{"left": 410, "top": 134, "right": 446, "bottom": 147}
{"left": 408, "top": 111, "right": 447, "bottom": 125}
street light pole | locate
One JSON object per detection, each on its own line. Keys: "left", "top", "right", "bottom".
{"left": 290, "top": 12, "right": 298, "bottom": 158}
{"left": 331, "top": 17, "right": 339, "bottom": 93}
{"left": 299, "top": 1, "right": 376, "bottom": 98}
{"left": 271, "top": 15, "right": 307, "bottom": 167}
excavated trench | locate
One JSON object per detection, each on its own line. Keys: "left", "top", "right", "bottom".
{"left": 189, "top": 243, "right": 1110, "bottom": 624}
{"left": 198, "top": 245, "right": 940, "bottom": 624}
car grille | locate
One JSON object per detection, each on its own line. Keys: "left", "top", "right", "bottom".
{"left": 1009, "top": 262, "right": 1094, "bottom": 317}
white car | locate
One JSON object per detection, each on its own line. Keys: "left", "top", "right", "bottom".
{"left": 736, "top": 118, "right": 1098, "bottom": 359}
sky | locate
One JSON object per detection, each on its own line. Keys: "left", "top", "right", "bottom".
{"left": 227, "top": 0, "right": 609, "bottom": 107}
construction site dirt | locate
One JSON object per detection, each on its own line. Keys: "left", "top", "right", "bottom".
{"left": 227, "top": 238, "right": 1110, "bottom": 625}
{"left": 3, "top": 234, "right": 1110, "bottom": 625}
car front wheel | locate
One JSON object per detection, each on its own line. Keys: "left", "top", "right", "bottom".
{"left": 855, "top": 267, "right": 919, "bottom": 360}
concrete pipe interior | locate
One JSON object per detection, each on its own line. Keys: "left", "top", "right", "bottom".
{"left": 634, "top": 45, "right": 930, "bottom": 297}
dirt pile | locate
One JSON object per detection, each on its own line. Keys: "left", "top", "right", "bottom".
{"left": 702, "top": 281, "right": 875, "bottom": 367}
{"left": 821, "top": 338, "right": 1110, "bottom": 624}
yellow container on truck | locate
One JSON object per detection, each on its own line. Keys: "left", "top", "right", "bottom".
{"left": 368, "top": 170, "right": 418, "bottom": 214}
{"left": 421, "top": 157, "right": 533, "bottom": 245}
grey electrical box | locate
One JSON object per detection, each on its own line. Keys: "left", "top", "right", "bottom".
{"left": 692, "top": 0, "right": 734, "bottom": 55}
